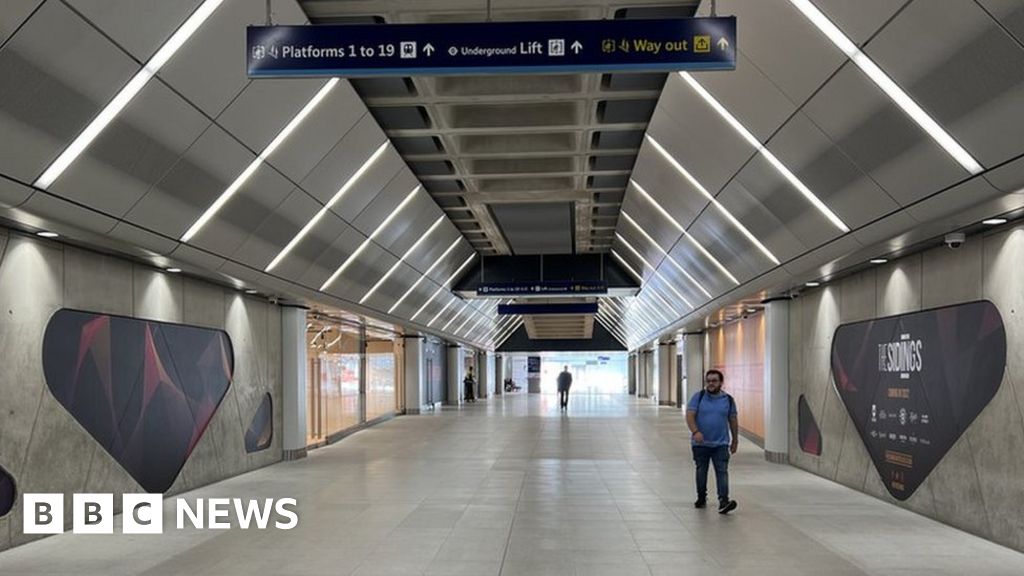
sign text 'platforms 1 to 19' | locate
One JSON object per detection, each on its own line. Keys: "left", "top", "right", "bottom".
{"left": 247, "top": 18, "right": 736, "bottom": 77}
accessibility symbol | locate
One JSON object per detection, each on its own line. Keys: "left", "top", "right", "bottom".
{"left": 693, "top": 35, "right": 710, "bottom": 53}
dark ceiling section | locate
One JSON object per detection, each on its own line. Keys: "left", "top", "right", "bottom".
{"left": 497, "top": 321, "right": 626, "bottom": 352}
{"left": 490, "top": 202, "right": 574, "bottom": 255}
{"left": 303, "top": 1, "right": 701, "bottom": 258}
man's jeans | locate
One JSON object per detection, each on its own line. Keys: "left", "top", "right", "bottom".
{"left": 693, "top": 445, "right": 730, "bottom": 503}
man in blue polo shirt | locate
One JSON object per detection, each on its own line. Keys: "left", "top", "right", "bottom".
{"left": 686, "top": 369, "right": 739, "bottom": 514}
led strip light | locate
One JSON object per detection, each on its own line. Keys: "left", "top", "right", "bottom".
{"left": 389, "top": 237, "right": 462, "bottom": 314}
{"left": 621, "top": 211, "right": 713, "bottom": 299}
{"left": 359, "top": 215, "right": 445, "bottom": 304}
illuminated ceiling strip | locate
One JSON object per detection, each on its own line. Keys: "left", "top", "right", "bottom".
{"left": 427, "top": 298, "right": 457, "bottom": 328}
{"left": 787, "top": 0, "right": 982, "bottom": 175}
{"left": 637, "top": 294, "right": 672, "bottom": 325}
{"left": 615, "top": 233, "right": 694, "bottom": 309}
{"left": 442, "top": 303, "right": 470, "bottom": 332}
{"left": 595, "top": 315, "right": 628, "bottom": 348}
{"left": 35, "top": 0, "right": 225, "bottom": 190}
{"left": 611, "top": 250, "right": 645, "bottom": 284}
{"left": 626, "top": 298, "right": 660, "bottom": 332}
{"left": 184, "top": 80, "right": 341, "bottom": 243}
{"left": 494, "top": 318, "right": 522, "bottom": 348}
{"left": 389, "top": 237, "right": 462, "bottom": 314}
{"left": 320, "top": 186, "right": 421, "bottom": 291}
{"left": 359, "top": 215, "right": 445, "bottom": 304}
{"left": 641, "top": 139, "right": 780, "bottom": 265}
{"left": 647, "top": 281, "right": 687, "bottom": 316}
{"left": 266, "top": 141, "right": 390, "bottom": 271}
{"left": 596, "top": 308, "right": 631, "bottom": 342}
{"left": 631, "top": 181, "right": 739, "bottom": 285}
{"left": 621, "top": 211, "right": 713, "bottom": 299}
{"left": 410, "top": 253, "right": 477, "bottom": 322}
{"left": 460, "top": 314, "right": 485, "bottom": 337}
{"left": 679, "top": 72, "right": 849, "bottom": 233}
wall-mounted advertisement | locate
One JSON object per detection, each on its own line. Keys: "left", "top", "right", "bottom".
{"left": 830, "top": 300, "right": 1006, "bottom": 500}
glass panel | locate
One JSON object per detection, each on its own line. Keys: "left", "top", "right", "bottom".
{"left": 366, "top": 337, "right": 396, "bottom": 420}
{"left": 308, "top": 321, "right": 362, "bottom": 444}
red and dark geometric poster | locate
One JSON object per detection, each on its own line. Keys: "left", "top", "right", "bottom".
{"left": 797, "top": 395, "right": 822, "bottom": 456}
{"left": 830, "top": 300, "right": 1005, "bottom": 500}
{"left": 0, "top": 464, "right": 14, "bottom": 517}
{"left": 42, "top": 309, "right": 233, "bottom": 493}
{"left": 244, "top": 393, "right": 273, "bottom": 453}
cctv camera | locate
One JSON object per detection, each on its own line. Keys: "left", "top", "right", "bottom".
{"left": 944, "top": 232, "right": 966, "bottom": 249}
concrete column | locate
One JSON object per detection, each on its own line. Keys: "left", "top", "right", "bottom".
{"left": 764, "top": 299, "right": 790, "bottom": 463}
{"left": 281, "top": 306, "right": 308, "bottom": 460}
{"left": 638, "top": 350, "right": 650, "bottom": 398}
{"left": 658, "top": 342, "right": 677, "bottom": 406}
{"left": 447, "top": 345, "right": 463, "bottom": 405}
{"left": 402, "top": 336, "right": 425, "bottom": 414}
{"left": 683, "top": 333, "right": 704, "bottom": 406}
{"left": 627, "top": 353, "right": 637, "bottom": 395}
{"left": 494, "top": 354, "right": 503, "bottom": 396}
{"left": 478, "top": 351, "right": 490, "bottom": 399}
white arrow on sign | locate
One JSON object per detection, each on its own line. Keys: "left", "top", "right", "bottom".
{"left": 571, "top": 40, "right": 583, "bottom": 54}
{"left": 424, "top": 43, "right": 435, "bottom": 56}
{"left": 717, "top": 37, "right": 729, "bottom": 50}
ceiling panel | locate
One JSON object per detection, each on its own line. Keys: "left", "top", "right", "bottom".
{"left": 362, "top": 192, "right": 443, "bottom": 254}
{"left": 985, "top": 156, "right": 1024, "bottom": 194}
{"left": 685, "top": 207, "right": 773, "bottom": 285}
{"left": 618, "top": 194, "right": 683, "bottom": 255}
{"left": 628, "top": 140, "right": 711, "bottom": 229}
{"left": 720, "top": 0, "right": 846, "bottom": 105}
{"left": 403, "top": 228, "right": 464, "bottom": 276}
{"left": 0, "top": 0, "right": 42, "bottom": 46}
{"left": 226, "top": 185, "right": 320, "bottom": 271}
{"left": 865, "top": 0, "right": 1024, "bottom": 168}
{"left": 107, "top": 221, "right": 178, "bottom": 256}
{"left": 49, "top": 79, "right": 210, "bottom": 218}
{"left": 298, "top": 114, "right": 386, "bottom": 206}
{"left": 977, "top": 0, "right": 1024, "bottom": 45}
{"left": 331, "top": 148, "right": 407, "bottom": 220}
{"left": 687, "top": 51, "right": 797, "bottom": 142}
{"left": 802, "top": 63, "right": 967, "bottom": 206}
{"left": 767, "top": 111, "right": 899, "bottom": 230}
{"left": 268, "top": 80, "right": 367, "bottom": 184}
{"left": 649, "top": 80, "right": 754, "bottom": 194}
{"left": 349, "top": 171, "right": 423, "bottom": 238}
{"left": 188, "top": 163, "right": 296, "bottom": 257}
{"left": 808, "top": 0, "right": 907, "bottom": 45}
{"left": 283, "top": 211, "right": 356, "bottom": 285}
{"left": 19, "top": 191, "right": 117, "bottom": 236}
{"left": 216, "top": 77, "right": 326, "bottom": 155}
{"left": 322, "top": 242, "right": 396, "bottom": 303}
{"left": 66, "top": 0, "right": 201, "bottom": 62}
{"left": 124, "top": 123, "right": 252, "bottom": 237}
{"left": 0, "top": 175, "right": 33, "bottom": 209}
{"left": 0, "top": 0, "right": 137, "bottom": 182}
{"left": 491, "top": 202, "right": 573, "bottom": 255}
{"left": 360, "top": 261, "right": 422, "bottom": 312}
{"left": 157, "top": 0, "right": 307, "bottom": 118}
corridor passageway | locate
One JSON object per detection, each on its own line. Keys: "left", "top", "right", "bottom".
{"left": 3, "top": 393, "right": 1022, "bottom": 576}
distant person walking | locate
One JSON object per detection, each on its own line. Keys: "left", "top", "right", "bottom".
{"left": 464, "top": 367, "right": 477, "bottom": 403}
{"left": 686, "top": 369, "right": 738, "bottom": 514}
{"left": 557, "top": 366, "right": 573, "bottom": 410}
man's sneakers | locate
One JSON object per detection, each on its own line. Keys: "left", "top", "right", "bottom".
{"left": 694, "top": 498, "right": 706, "bottom": 509}
{"left": 718, "top": 500, "right": 738, "bottom": 515}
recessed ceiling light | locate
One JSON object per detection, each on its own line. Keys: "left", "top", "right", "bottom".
{"left": 869, "top": 258, "right": 888, "bottom": 265}
{"left": 805, "top": 281, "right": 821, "bottom": 287}
{"left": 245, "top": 289, "right": 258, "bottom": 295}
{"left": 983, "top": 218, "right": 1007, "bottom": 225}
{"left": 746, "top": 308, "right": 757, "bottom": 313}
{"left": 36, "top": 231, "right": 59, "bottom": 238}
{"left": 166, "top": 267, "right": 182, "bottom": 273}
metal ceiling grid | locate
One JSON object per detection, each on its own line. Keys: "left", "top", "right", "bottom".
{"left": 301, "top": 0, "right": 701, "bottom": 256}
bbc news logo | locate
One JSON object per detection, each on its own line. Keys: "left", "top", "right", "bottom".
{"left": 23, "top": 494, "right": 298, "bottom": 534}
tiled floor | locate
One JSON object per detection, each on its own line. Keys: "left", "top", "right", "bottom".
{"left": 4, "top": 392, "right": 1024, "bottom": 575}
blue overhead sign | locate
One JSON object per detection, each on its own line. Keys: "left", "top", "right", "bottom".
{"left": 477, "top": 281, "right": 608, "bottom": 297}
{"left": 247, "top": 18, "right": 736, "bottom": 77}
{"left": 498, "top": 303, "right": 599, "bottom": 315}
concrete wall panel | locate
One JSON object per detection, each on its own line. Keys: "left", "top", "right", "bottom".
{"left": 0, "top": 229, "right": 283, "bottom": 551}
{"left": 790, "top": 224, "right": 1024, "bottom": 551}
